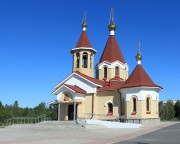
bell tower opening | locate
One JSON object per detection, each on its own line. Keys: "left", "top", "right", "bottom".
{"left": 82, "top": 52, "right": 88, "bottom": 68}
{"left": 76, "top": 53, "right": 80, "bottom": 68}
{"left": 104, "top": 66, "right": 107, "bottom": 78}
{"left": 115, "top": 66, "right": 119, "bottom": 76}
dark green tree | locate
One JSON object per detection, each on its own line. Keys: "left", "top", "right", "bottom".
{"left": 23, "top": 107, "right": 35, "bottom": 117}
{"left": 0, "top": 101, "right": 4, "bottom": 124}
{"left": 174, "top": 100, "right": 180, "bottom": 118}
{"left": 166, "top": 100, "right": 175, "bottom": 120}
{"left": 0, "top": 101, "right": 57, "bottom": 125}
{"left": 159, "top": 100, "right": 175, "bottom": 120}
{"left": 3, "top": 104, "right": 14, "bottom": 119}
{"left": 34, "top": 102, "right": 47, "bottom": 116}
{"left": 13, "top": 101, "right": 19, "bottom": 116}
{"left": 47, "top": 105, "right": 57, "bottom": 120}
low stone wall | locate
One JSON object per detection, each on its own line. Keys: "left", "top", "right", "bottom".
{"left": 120, "top": 118, "right": 160, "bottom": 126}
{"left": 86, "top": 119, "right": 142, "bottom": 128}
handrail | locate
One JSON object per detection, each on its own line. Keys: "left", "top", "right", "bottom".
{"left": 79, "top": 113, "right": 142, "bottom": 124}
{"left": 82, "top": 113, "right": 141, "bottom": 119}
{"left": 5, "top": 114, "right": 52, "bottom": 126}
{"left": 76, "top": 115, "right": 86, "bottom": 128}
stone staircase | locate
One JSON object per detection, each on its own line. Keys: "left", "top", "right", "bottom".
{"left": 85, "top": 124, "right": 106, "bottom": 130}
{"left": 7, "top": 121, "right": 106, "bottom": 131}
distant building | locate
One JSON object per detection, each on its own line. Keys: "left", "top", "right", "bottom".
{"left": 49, "top": 10, "right": 162, "bottom": 123}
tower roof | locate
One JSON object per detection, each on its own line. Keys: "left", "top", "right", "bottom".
{"left": 75, "top": 31, "right": 92, "bottom": 48}
{"left": 75, "top": 12, "right": 92, "bottom": 48}
{"left": 122, "top": 65, "right": 161, "bottom": 88}
{"left": 99, "top": 35, "right": 126, "bottom": 64}
{"left": 99, "top": 8, "right": 126, "bottom": 64}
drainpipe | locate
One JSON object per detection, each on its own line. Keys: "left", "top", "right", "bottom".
{"left": 90, "top": 94, "right": 94, "bottom": 119}
{"left": 118, "top": 90, "right": 123, "bottom": 116}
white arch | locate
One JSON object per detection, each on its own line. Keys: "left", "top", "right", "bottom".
{"left": 104, "top": 100, "right": 114, "bottom": 107}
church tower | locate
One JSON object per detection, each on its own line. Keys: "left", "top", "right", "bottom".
{"left": 97, "top": 9, "right": 128, "bottom": 81}
{"left": 71, "top": 15, "right": 96, "bottom": 77}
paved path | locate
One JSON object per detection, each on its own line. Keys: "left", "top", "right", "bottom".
{"left": 0, "top": 122, "right": 178, "bottom": 144}
{"left": 115, "top": 122, "right": 180, "bottom": 144}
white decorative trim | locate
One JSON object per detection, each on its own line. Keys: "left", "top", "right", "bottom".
{"left": 71, "top": 47, "right": 97, "bottom": 53}
{"left": 55, "top": 86, "right": 85, "bottom": 101}
{"left": 48, "top": 100, "right": 58, "bottom": 105}
{"left": 64, "top": 75, "right": 98, "bottom": 93}
{"left": 53, "top": 85, "right": 75, "bottom": 95}
{"left": 55, "top": 73, "right": 74, "bottom": 89}
{"left": 54, "top": 72, "right": 102, "bottom": 90}
{"left": 120, "top": 87, "right": 160, "bottom": 102}
{"left": 98, "top": 60, "right": 129, "bottom": 71}
{"left": 73, "top": 73, "right": 102, "bottom": 87}
{"left": 104, "top": 100, "right": 114, "bottom": 107}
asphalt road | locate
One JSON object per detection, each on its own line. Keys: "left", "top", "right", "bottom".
{"left": 115, "top": 123, "right": 180, "bottom": 144}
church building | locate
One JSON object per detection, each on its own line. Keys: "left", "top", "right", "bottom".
{"left": 49, "top": 11, "right": 162, "bottom": 123}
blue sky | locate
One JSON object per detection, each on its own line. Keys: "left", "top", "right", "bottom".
{"left": 0, "top": 0, "right": 179, "bottom": 107}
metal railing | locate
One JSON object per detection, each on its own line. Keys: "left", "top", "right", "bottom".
{"left": 79, "top": 113, "right": 142, "bottom": 124}
{"left": 5, "top": 114, "right": 52, "bottom": 126}
{"left": 76, "top": 115, "right": 86, "bottom": 128}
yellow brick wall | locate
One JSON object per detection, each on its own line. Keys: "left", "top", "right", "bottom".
{"left": 125, "top": 95, "right": 159, "bottom": 119}
{"left": 77, "top": 94, "right": 93, "bottom": 119}
{"left": 77, "top": 91, "right": 121, "bottom": 119}
{"left": 120, "top": 68, "right": 128, "bottom": 80}
{"left": 94, "top": 90, "right": 121, "bottom": 119}
{"left": 98, "top": 67, "right": 128, "bottom": 81}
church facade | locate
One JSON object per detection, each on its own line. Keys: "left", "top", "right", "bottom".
{"left": 49, "top": 13, "right": 162, "bottom": 123}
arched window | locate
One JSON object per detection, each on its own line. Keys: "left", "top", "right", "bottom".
{"left": 132, "top": 97, "right": 136, "bottom": 115}
{"left": 115, "top": 66, "right": 119, "bottom": 76}
{"left": 107, "top": 102, "right": 113, "bottom": 115}
{"left": 82, "top": 52, "right": 88, "bottom": 68}
{"left": 76, "top": 53, "right": 80, "bottom": 68}
{"left": 104, "top": 67, "right": 107, "bottom": 78}
{"left": 146, "top": 97, "right": 150, "bottom": 111}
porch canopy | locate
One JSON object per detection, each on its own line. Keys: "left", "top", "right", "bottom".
{"left": 49, "top": 84, "right": 86, "bottom": 121}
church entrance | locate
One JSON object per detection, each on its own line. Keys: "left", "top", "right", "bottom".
{"left": 68, "top": 104, "right": 77, "bottom": 120}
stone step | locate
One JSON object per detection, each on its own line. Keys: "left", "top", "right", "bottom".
{"left": 8, "top": 124, "right": 85, "bottom": 130}
{"left": 7, "top": 121, "right": 107, "bottom": 131}
{"left": 39, "top": 121, "right": 76, "bottom": 125}
{"left": 85, "top": 124, "right": 106, "bottom": 130}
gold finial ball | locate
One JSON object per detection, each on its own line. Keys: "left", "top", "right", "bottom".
{"left": 82, "top": 22, "right": 87, "bottom": 28}
{"left": 108, "top": 23, "right": 116, "bottom": 31}
{"left": 136, "top": 53, "right": 142, "bottom": 61}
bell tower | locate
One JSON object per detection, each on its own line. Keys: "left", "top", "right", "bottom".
{"left": 71, "top": 14, "right": 96, "bottom": 77}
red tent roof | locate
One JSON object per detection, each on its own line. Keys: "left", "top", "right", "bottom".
{"left": 75, "top": 71, "right": 104, "bottom": 86}
{"left": 64, "top": 84, "right": 86, "bottom": 94}
{"left": 122, "top": 64, "right": 161, "bottom": 88}
{"left": 99, "top": 35, "right": 126, "bottom": 64}
{"left": 75, "top": 71, "right": 125, "bottom": 91}
{"left": 75, "top": 31, "right": 92, "bottom": 48}
{"left": 98, "top": 82, "right": 124, "bottom": 91}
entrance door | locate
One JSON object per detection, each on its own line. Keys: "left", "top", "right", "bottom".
{"left": 68, "top": 104, "right": 77, "bottom": 120}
